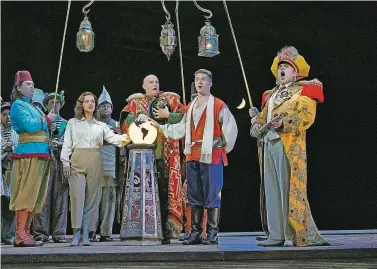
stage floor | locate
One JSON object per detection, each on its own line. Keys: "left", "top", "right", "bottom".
{"left": 1, "top": 230, "right": 377, "bottom": 268}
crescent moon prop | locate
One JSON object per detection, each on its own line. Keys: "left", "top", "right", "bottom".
{"left": 236, "top": 98, "right": 246, "bottom": 109}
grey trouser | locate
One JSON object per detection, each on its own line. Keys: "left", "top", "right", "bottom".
{"left": 264, "top": 139, "right": 291, "bottom": 241}
{"left": 69, "top": 149, "right": 103, "bottom": 229}
{"left": 91, "top": 184, "right": 117, "bottom": 237}
{"left": 34, "top": 156, "right": 69, "bottom": 240}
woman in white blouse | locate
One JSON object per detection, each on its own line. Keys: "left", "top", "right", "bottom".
{"left": 61, "top": 92, "right": 129, "bottom": 246}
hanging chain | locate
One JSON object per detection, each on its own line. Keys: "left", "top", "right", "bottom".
{"left": 193, "top": 0, "right": 212, "bottom": 19}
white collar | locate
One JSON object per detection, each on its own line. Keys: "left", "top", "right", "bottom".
{"left": 279, "top": 82, "right": 292, "bottom": 89}
{"left": 78, "top": 117, "right": 100, "bottom": 125}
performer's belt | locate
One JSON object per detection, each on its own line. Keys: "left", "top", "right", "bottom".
{"left": 191, "top": 137, "right": 223, "bottom": 150}
{"left": 18, "top": 131, "right": 49, "bottom": 144}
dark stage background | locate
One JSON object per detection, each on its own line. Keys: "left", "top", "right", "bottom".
{"left": 2, "top": 1, "right": 376, "bottom": 232}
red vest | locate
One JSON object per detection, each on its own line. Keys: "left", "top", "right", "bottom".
{"left": 186, "top": 97, "right": 228, "bottom": 166}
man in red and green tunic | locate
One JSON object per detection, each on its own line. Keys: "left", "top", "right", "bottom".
{"left": 120, "top": 74, "right": 185, "bottom": 244}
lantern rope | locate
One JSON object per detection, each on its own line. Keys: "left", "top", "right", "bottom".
{"left": 223, "top": 1, "right": 266, "bottom": 228}
{"left": 223, "top": 0, "right": 253, "bottom": 107}
{"left": 175, "top": 1, "right": 186, "bottom": 105}
{"left": 52, "top": 0, "right": 71, "bottom": 109}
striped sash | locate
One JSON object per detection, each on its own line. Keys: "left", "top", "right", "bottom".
{"left": 18, "top": 131, "right": 49, "bottom": 144}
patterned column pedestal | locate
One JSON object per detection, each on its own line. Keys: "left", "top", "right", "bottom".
{"left": 120, "top": 145, "right": 163, "bottom": 245}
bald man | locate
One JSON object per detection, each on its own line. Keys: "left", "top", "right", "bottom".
{"left": 119, "top": 74, "right": 185, "bottom": 244}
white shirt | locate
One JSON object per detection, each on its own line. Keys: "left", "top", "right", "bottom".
{"left": 160, "top": 106, "right": 237, "bottom": 154}
{"left": 267, "top": 83, "right": 291, "bottom": 122}
{"left": 192, "top": 101, "right": 208, "bottom": 128}
{"left": 1, "top": 124, "right": 18, "bottom": 197}
{"left": 61, "top": 118, "right": 128, "bottom": 167}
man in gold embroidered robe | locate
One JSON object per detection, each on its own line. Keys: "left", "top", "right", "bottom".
{"left": 250, "top": 46, "right": 329, "bottom": 247}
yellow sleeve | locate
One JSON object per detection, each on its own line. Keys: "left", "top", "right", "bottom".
{"left": 281, "top": 96, "right": 317, "bottom": 133}
{"left": 256, "top": 106, "right": 268, "bottom": 126}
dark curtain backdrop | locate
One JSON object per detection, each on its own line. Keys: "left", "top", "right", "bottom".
{"left": 2, "top": 1, "right": 376, "bottom": 232}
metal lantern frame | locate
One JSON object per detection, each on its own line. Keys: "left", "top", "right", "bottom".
{"left": 76, "top": 0, "right": 95, "bottom": 53}
{"left": 198, "top": 19, "right": 220, "bottom": 57}
{"left": 193, "top": 1, "right": 220, "bottom": 57}
{"left": 160, "top": 1, "right": 177, "bottom": 61}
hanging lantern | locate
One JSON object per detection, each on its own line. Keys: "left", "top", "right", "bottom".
{"left": 76, "top": 15, "right": 95, "bottom": 53}
{"left": 76, "top": 1, "right": 95, "bottom": 53}
{"left": 193, "top": 1, "right": 219, "bottom": 57}
{"left": 160, "top": 20, "right": 177, "bottom": 61}
{"left": 160, "top": 1, "right": 176, "bottom": 61}
{"left": 198, "top": 20, "right": 219, "bottom": 57}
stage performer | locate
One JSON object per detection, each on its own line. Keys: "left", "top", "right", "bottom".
{"left": 61, "top": 91, "right": 129, "bottom": 246}
{"left": 1, "top": 101, "right": 18, "bottom": 245}
{"left": 250, "top": 46, "right": 328, "bottom": 247}
{"left": 120, "top": 74, "right": 185, "bottom": 244}
{"left": 179, "top": 83, "right": 207, "bottom": 242}
{"left": 9, "top": 70, "right": 57, "bottom": 247}
{"left": 90, "top": 87, "right": 120, "bottom": 242}
{"left": 157, "top": 69, "right": 238, "bottom": 245}
{"left": 33, "top": 92, "right": 69, "bottom": 243}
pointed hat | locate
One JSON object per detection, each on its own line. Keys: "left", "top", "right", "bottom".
{"left": 32, "top": 88, "right": 47, "bottom": 110}
{"left": 98, "top": 86, "right": 112, "bottom": 106}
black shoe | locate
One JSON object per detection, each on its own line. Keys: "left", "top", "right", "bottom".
{"left": 89, "top": 231, "right": 97, "bottom": 242}
{"left": 256, "top": 235, "right": 269, "bottom": 241}
{"left": 182, "top": 206, "right": 204, "bottom": 245}
{"left": 162, "top": 238, "right": 171, "bottom": 244}
{"left": 202, "top": 233, "right": 218, "bottom": 245}
{"left": 182, "top": 232, "right": 202, "bottom": 245}
{"left": 99, "top": 236, "right": 113, "bottom": 242}
{"left": 52, "top": 236, "right": 67, "bottom": 243}
{"left": 179, "top": 232, "right": 190, "bottom": 241}
{"left": 34, "top": 235, "right": 49, "bottom": 243}
{"left": 202, "top": 207, "right": 220, "bottom": 245}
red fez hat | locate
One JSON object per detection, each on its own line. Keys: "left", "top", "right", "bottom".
{"left": 14, "top": 71, "right": 33, "bottom": 87}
